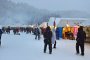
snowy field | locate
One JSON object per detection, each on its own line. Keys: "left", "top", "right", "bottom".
{"left": 0, "top": 31, "right": 90, "bottom": 60}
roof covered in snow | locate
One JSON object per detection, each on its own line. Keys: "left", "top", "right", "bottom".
{"left": 80, "top": 20, "right": 90, "bottom": 26}
{"left": 48, "top": 17, "right": 89, "bottom": 27}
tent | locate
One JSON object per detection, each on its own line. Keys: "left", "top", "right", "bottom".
{"left": 48, "top": 17, "right": 89, "bottom": 39}
{"left": 57, "top": 18, "right": 88, "bottom": 27}
{"left": 39, "top": 22, "right": 47, "bottom": 28}
{"left": 48, "top": 17, "right": 88, "bottom": 27}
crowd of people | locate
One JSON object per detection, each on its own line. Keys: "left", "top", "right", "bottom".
{"left": 0, "top": 26, "right": 86, "bottom": 56}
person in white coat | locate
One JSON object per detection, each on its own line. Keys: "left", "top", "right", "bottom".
{"left": 52, "top": 27, "right": 56, "bottom": 48}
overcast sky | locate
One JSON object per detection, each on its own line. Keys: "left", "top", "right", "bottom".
{"left": 10, "top": 0, "right": 90, "bottom": 13}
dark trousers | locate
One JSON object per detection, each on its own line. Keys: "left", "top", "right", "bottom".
{"left": 76, "top": 43, "right": 84, "bottom": 54}
{"left": 53, "top": 41, "right": 56, "bottom": 48}
{"left": 0, "top": 36, "right": 1, "bottom": 45}
{"left": 44, "top": 43, "right": 52, "bottom": 53}
{"left": 0, "top": 40, "right": 1, "bottom": 45}
{"left": 35, "top": 34, "right": 40, "bottom": 40}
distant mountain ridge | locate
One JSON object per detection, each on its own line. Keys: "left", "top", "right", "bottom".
{"left": 0, "top": 0, "right": 90, "bottom": 25}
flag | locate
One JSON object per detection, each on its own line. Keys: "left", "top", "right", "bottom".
{"left": 53, "top": 20, "right": 56, "bottom": 28}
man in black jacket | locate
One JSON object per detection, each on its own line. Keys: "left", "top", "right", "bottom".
{"left": 43, "top": 26, "right": 52, "bottom": 54}
{"left": 76, "top": 26, "right": 86, "bottom": 56}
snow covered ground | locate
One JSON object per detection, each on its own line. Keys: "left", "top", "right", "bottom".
{"left": 0, "top": 31, "right": 90, "bottom": 60}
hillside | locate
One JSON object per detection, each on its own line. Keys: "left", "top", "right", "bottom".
{"left": 0, "top": 0, "right": 90, "bottom": 25}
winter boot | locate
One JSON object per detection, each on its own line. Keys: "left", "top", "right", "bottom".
{"left": 81, "top": 53, "right": 84, "bottom": 56}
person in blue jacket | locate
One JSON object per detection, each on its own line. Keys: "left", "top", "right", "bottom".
{"left": 56, "top": 27, "right": 59, "bottom": 40}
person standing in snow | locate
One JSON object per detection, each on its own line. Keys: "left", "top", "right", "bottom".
{"left": 76, "top": 26, "right": 86, "bottom": 56}
{"left": 52, "top": 27, "right": 56, "bottom": 48}
{"left": 0, "top": 27, "right": 3, "bottom": 46}
{"left": 34, "top": 27, "right": 40, "bottom": 40}
{"left": 43, "top": 26, "right": 52, "bottom": 54}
